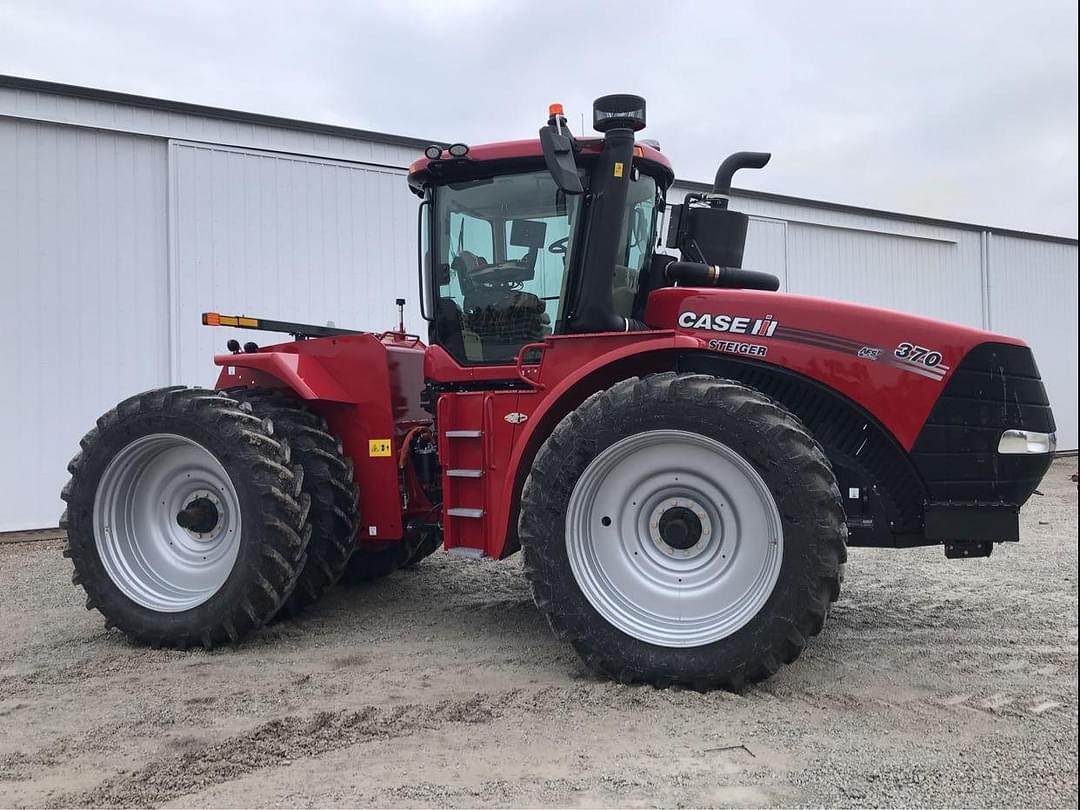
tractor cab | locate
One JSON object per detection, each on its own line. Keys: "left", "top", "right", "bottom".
{"left": 408, "top": 95, "right": 783, "bottom": 367}
{"left": 408, "top": 96, "right": 674, "bottom": 365}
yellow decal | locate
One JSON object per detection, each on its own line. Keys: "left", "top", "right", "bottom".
{"left": 613, "top": 161, "right": 624, "bottom": 178}
{"left": 368, "top": 438, "right": 392, "bottom": 457}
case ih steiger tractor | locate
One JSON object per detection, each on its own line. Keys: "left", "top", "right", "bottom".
{"left": 61, "top": 95, "right": 1056, "bottom": 689}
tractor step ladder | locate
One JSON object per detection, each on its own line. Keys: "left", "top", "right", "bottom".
{"left": 440, "top": 394, "right": 491, "bottom": 553}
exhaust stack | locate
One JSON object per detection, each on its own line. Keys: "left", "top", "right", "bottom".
{"left": 666, "top": 150, "right": 772, "bottom": 271}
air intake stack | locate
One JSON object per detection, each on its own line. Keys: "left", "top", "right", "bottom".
{"left": 566, "top": 94, "right": 649, "bottom": 333}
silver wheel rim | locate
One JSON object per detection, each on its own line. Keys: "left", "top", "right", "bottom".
{"left": 93, "top": 433, "right": 242, "bottom": 612}
{"left": 565, "top": 429, "right": 783, "bottom": 648}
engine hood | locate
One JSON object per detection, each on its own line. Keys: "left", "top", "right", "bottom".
{"left": 644, "top": 286, "right": 1027, "bottom": 449}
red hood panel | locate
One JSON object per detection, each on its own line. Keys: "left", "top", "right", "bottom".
{"left": 645, "top": 287, "right": 1024, "bottom": 449}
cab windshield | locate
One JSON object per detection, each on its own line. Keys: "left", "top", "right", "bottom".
{"left": 429, "top": 168, "right": 659, "bottom": 364}
{"left": 431, "top": 171, "right": 582, "bottom": 363}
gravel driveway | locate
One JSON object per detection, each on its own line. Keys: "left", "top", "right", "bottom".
{"left": 1, "top": 460, "right": 1076, "bottom": 808}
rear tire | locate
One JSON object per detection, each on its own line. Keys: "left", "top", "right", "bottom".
{"left": 225, "top": 387, "right": 359, "bottom": 618}
{"left": 519, "top": 372, "right": 846, "bottom": 690}
{"left": 61, "top": 387, "right": 312, "bottom": 649}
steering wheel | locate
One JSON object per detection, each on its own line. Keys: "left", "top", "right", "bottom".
{"left": 548, "top": 237, "right": 569, "bottom": 255}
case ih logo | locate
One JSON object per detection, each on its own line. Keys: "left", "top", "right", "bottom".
{"left": 678, "top": 311, "right": 780, "bottom": 337}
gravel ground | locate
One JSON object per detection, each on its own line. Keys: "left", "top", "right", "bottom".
{"left": 1, "top": 460, "right": 1076, "bottom": 808}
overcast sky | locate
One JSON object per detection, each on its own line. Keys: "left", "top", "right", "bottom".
{"left": 2, "top": 0, "right": 1077, "bottom": 236}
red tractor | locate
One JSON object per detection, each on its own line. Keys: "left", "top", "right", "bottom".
{"left": 61, "top": 95, "right": 1056, "bottom": 689}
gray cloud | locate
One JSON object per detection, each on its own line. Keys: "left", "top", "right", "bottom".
{"left": 1, "top": 0, "right": 1076, "bottom": 235}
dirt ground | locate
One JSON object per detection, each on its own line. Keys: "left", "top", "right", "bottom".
{"left": 1, "top": 460, "right": 1076, "bottom": 809}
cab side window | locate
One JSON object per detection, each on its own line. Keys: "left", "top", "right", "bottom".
{"left": 612, "top": 176, "right": 659, "bottom": 320}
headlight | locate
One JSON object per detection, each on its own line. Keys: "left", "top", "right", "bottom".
{"left": 998, "top": 429, "right": 1056, "bottom": 454}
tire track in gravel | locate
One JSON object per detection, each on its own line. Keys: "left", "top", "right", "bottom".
{"left": 49, "top": 687, "right": 553, "bottom": 808}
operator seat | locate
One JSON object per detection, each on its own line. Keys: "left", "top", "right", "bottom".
{"left": 454, "top": 251, "right": 550, "bottom": 361}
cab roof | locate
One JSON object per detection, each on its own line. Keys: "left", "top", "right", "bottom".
{"left": 407, "top": 137, "right": 674, "bottom": 194}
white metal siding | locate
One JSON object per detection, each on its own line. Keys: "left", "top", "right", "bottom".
{"left": 988, "top": 235, "right": 1078, "bottom": 450}
{"left": 168, "top": 142, "right": 422, "bottom": 386}
{"left": 0, "top": 85, "right": 422, "bottom": 171}
{"left": 0, "top": 118, "right": 169, "bottom": 531}
{"left": 741, "top": 218, "right": 788, "bottom": 289}
{"left": 783, "top": 224, "right": 984, "bottom": 327}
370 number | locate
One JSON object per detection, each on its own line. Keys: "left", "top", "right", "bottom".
{"left": 895, "top": 342, "right": 942, "bottom": 367}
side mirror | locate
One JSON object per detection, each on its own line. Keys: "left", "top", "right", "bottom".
{"left": 539, "top": 126, "right": 583, "bottom": 195}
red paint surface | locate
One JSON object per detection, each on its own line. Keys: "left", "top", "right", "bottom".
{"left": 213, "top": 333, "right": 429, "bottom": 542}
{"left": 646, "top": 287, "right": 1024, "bottom": 449}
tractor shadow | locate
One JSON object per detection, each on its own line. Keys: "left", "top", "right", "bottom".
{"left": 291, "top": 552, "right": 558, "bottom": 645}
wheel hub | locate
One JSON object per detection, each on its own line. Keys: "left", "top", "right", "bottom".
{"left": 654, "top": 503, "right": 706, "bottom": 552}
{"left": 176, "top": 494, "right": 221, "bottom": 537}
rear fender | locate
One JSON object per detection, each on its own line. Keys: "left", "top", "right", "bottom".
{"left": 214, "top": 334, "right": 430, "bottom": 542}
{"left": 212, "top": 350, "right": 352, "bottom": 402}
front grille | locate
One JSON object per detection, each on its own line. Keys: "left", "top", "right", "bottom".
{"left": 911, "top": 342, "right": 1055, "bottom": 504}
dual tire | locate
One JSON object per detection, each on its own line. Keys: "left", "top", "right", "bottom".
{"left": 61, "top": 386, "right": 357, "bottom": 648}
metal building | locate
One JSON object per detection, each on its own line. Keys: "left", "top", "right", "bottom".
{"left": 1, "top": 75, "right": 1076, "bottom": 531}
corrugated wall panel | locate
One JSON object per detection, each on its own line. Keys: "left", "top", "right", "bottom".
{"left": 0, "top": 86, "right": 423, "bottom": 171}
{"left": 785, "top": 224, "right": 984, "bottom": 327}
{"left": 169, "top": 142, "right": 421, "bottom": 386}
{"left": 742, "top": 218, "right": 788, "bottom": 288}
{"left": 0, "top": 119, "right": 169, "bottom": 531}
{"left": 1, "top": 106, "right": 1074, "bottom": 532}
{"left": 988, "top": 235, "right": 1078, "bottom": 450}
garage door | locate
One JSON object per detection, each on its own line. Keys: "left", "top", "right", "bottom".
{"left": 168, "top": 141, "right": 423, "bottom": 386}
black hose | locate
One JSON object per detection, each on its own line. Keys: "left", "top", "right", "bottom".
{"left": 666, "top": 261, "right": 780, "bottom": 292}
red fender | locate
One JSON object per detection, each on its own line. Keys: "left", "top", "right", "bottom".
{"left": 212, "top": 349, "right": 352, "bottom": 402}
{"left": 213, "top": 334, "right": 430, "bottom": 542}
{"left": 485, "top": 332, "right": 702, "bottom": 558}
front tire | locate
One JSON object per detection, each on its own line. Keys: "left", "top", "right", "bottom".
{"left": 519, "top": 373, "right": 846, "bottom": 690}
{"left": 61, "top": 387, "right": 312, "bottom": 648}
